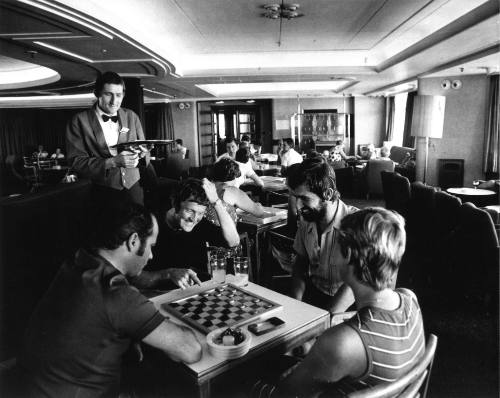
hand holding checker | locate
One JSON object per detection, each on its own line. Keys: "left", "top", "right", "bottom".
{"left": 168, "top": 268, "right": 202, "bottom": 290}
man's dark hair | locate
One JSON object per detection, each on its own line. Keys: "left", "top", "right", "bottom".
{"left": 172, "top": 178, "right": 209, "bottom": 211}
{"left": 240, "top": 135, "right": 250, "bottom": 142}
{"left": 175, "top": 138, "right": 183, "bottom": 145}
{"left": 338, "top": 207, "right": 406, "bottom": 291}
{"left": 88, "top": 200, "right": 154, "bottom": 251}
{"left": 225, "top": 137, "right": 238, "bottom": 145}
{"left": 94, "top": 71, "right": 125, "bottom": 97}
{"left": 235, "top": 147, "right": 250, "bottom": 163}
{"left": 287, "top": 157, "right": 340, "bottom": 201}
{"left": 211, "top": 158, "right": 241, "bottom": 182}
{"left": 283, "top": 138, "right": 294, "bottom": 147}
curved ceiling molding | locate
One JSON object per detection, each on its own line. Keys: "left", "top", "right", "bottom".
{"left": 0, "top": 55, "right": 60, "bottom": 89}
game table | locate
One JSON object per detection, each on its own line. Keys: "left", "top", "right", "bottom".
{"left": 150, "top": 275, "right": 329, "bottom": 398}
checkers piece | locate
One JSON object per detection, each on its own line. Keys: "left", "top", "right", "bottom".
{"left": 161, "top": 283, "right": 282, "bottom": 334}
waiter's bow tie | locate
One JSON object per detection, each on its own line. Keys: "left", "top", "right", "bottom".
{"left": 102, "top": 114, "right": 118, "bottom": 123}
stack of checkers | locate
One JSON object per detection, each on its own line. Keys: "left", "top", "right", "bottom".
{"left": 161, "top": 283, "right": 282, "bottom": 334}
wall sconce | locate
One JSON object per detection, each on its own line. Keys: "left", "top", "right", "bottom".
{"left": 411, "top": 95, "right": 446, "bottom": 184}
{"left": 451, "top": 80, "right": 462, "bottom": 89}
{"left": 177, "top": 102, "right": 191, "bottom": 110}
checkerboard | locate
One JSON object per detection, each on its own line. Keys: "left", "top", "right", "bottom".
{"left": 161, "top": 283, "right": 282, "bottom": 334}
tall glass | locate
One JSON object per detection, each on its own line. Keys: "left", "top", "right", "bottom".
{"left": 210, "top": 256, "right": 226, "bottom": 283}
{"left": 233, "top": 256, "right": 250, "bottom": 285}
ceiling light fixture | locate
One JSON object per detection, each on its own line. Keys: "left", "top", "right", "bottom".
{"left": 263, "top": 2, "right": 303, "bottom": 47}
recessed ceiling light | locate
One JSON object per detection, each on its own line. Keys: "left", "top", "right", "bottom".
{"left": 246, "top": 100, "right": 255, "bottom": 103}
{"left": 215, "top": 100, "right": 225, "bottom": 104}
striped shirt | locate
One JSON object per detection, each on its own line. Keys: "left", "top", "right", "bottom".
{"left": 344, "top": 288, "right": 425, "bottom": 388}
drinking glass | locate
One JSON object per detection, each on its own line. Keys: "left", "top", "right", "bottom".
{"left": 233, "top": 256, "right": 250, "bottom": 285}
{"left": 472, "top": 179, "right": 480, "bottom": 189}
{"left": 210, "top": 256, "right": 226, "bottom": 283}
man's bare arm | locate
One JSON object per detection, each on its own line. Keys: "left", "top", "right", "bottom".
{"left": 142, "top": 320, "right": 202, "bottom": 364}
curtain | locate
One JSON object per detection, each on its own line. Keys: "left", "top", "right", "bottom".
{"left": 0, "top": 107, "right": 84, "bottom": 162}
{"left": 385, "top": 96, "right": 395, "bottom": 141}
{"left": 146, "top": 103, "right": 175, "bottom": 158}
{"left": 483, "top": 74, "right": 499, "bottom": 177}
{"left": 402, "top": 91, "right": 417, "bottom": 148}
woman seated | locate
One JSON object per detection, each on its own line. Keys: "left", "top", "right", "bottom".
{"left": 235, "top": 147, "right": 264, "bottom": 188}
{"left": 329, "top": 139, "right": 358, "bottom": 168}
{"left": 205, "top": 158, "right": 266, "bottom": 226}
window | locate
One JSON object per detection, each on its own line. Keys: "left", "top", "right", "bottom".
{"left": 392, "top": 93, "right": 408, "bottom": 146}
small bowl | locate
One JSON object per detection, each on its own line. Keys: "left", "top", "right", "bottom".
{"left": 206, "top": 328, "right": 252, "bottom": 359}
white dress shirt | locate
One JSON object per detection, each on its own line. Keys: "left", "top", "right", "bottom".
{"left": 95, "top": 106, "right": 120, "bottom": 156}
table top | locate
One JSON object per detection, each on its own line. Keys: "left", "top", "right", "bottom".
{"left": 150, "top": 275, "right": 329, "bottom": 383}
{"left": 485, "top": 205, "right": 500, "bottom": 212}
{"left": 446, "top": 187, "right": 496, "bottom": 196}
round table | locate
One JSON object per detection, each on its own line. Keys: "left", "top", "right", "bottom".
{"left": 446, "top": 187, "right": 497, "bottom": 207}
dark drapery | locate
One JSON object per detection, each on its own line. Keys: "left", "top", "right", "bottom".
{"left": 145, "top": 103, "right": 175, "bottom": 157}
{"left": 483, "top": 74, "right": 499, "bottom": 177}
{"left": 0, "top": 107, "right": 85, "bottom": 162}
{"left": 402, "top": 91, "right": 417, "bottom": 148}
{"left": 385, "top": 96, "right": 395, "bottom": 141}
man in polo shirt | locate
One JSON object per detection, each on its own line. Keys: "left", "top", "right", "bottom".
{"left": 66, "top": 71, "right": 149, "bottom": 204}
{"left": 287, "top": 157, "right": 357, "bottom": 313}
{"left": 279, "top": 138, "right": 303, "bottom": 175}
{"left": 19, "top": 201, "right": 201, "bottom": 397}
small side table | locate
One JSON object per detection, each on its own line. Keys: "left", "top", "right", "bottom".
{"left": 446, "top": 187, "right": 497, "bottom": 207}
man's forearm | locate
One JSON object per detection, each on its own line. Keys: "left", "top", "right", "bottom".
{"left": 328, "top": 283, "right": 355, "bottom": 314}
{"left": 130, "top": 269, "right": 168, "bottom": 289}
{"left": 214, "top": 200, "right": 240, "bottom": 247}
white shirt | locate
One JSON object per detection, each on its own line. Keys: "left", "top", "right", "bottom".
{"left": 235, "top": 160, "right": 254, "bottom": 188}
{"left": 280, "top": 148, "right": 303, "bottom": 167}
{"left": 95, "top": 106, "right": 120, "bottom": 156}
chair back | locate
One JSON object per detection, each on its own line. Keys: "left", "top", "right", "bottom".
{"left": 162, "top": 153, "right": 190, "bottom": 180}
{"left": 347, "top": 334, "right": 438, "bottom": 398}
{"left": 435, "top": 190, "right": 461, "bottom": 237}
{"left": 366, "top": 159, "right": 395, "bottom": 197}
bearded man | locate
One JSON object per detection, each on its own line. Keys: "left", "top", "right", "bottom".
{"left": 287, "top": 157, "right": 357, "bottom": 313}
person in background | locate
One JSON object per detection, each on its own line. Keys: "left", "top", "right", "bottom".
{"left": 50, "top": 147, "right": 65, "bottom": 159}
{"left": 378, "top": 146, "right": 392, "bottom": 160}
{"left": 174, "top": 138, "right": 187, "bottom": 159}
{"left": 279, "top": 138, "right": 303, "bottom": 175}
{"left": 240, "top": 134, "right": 251, "bottom": 149}
{"left": 251, "top": 141, "right": 262, "bottom": 157}
{"left": 273, "top": 208, "right": 425, "bottom": 398}
{"left": 18, "top": 200, "right": 201, "bottom": 397}
{"left": 321, "top": 149, "right": 330, "bottom": 160}
{"left": 360, "top": 143, "right": 377, "bottom": 160}
{"left": 131, "top": 178, "right": 239, "bottom": 290}
{"left": 66, "top": 71, "right": 150, "bottom": 205}
{"left": 235, "top": 147, "right": 264, "bottom": 188}
{"left": 287, "top": 157, "right": 357, "bottom": 313}
{"left": 33, "top": 144, "right": 49, "bottom": 159}
{"left": 205, "top": 158, "right": 266, "bottom": 226}
{"left": 216, "top": 137, "right": 239, "bottom": 162}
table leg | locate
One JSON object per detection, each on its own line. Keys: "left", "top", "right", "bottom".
{"left": 197, "top": 380, "right": 211, "bottom": 398}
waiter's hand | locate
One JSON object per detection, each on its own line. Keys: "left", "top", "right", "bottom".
{"left": 114, "top": 150, "right": 139, "bottom": 168}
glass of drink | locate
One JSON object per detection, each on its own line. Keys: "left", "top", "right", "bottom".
{"left": 233, "top": 256, "right": 250, "bottom": 285}
{"left": 210, "top": 256, "right": 226, "bottom": 284}
{"left": 472, "top": 179, "right": 480, "bottom": 189}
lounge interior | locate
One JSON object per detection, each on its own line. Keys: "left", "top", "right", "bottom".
{"left": 0, "top": 1, "right": 499, "bottom": 397}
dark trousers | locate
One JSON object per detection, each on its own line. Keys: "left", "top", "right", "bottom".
{"left": 91, "top": 182, "right": 144, "bottom": 206}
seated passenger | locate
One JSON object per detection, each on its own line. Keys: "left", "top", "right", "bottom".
{"left": 50, "top": 147, "right": 65, "bottom": 159}
{"left": 274, "top": 207, "right": 425, "bottom": 397}
{"left": 235, "top": 147, "right": 264, "bottom": 188}
{"left": 216, "top": 137, "right": 239, "bottom": 162}
{"left": 279, "top": 138, "right": 303, "bottom": 175}
{"left": 133, "top": 178, "right": 240, "bottom": 289}
{"left": 287, "top": 157, "right": 357, "bottom": 313}
{"left": 205, "top": 158, "right": 266, "bottom": 224}
{"left": 18, "top": 201, "right": 202, "bottom": 397}
{"left": 360, "top": 143, "right": 377, "bottom": 160}
{"left": 174, "top": 138, "right": 187, "bottom": 159}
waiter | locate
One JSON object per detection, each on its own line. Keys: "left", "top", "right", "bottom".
{"left": 66, "top": 71, "right": 149, "bottom": 204}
